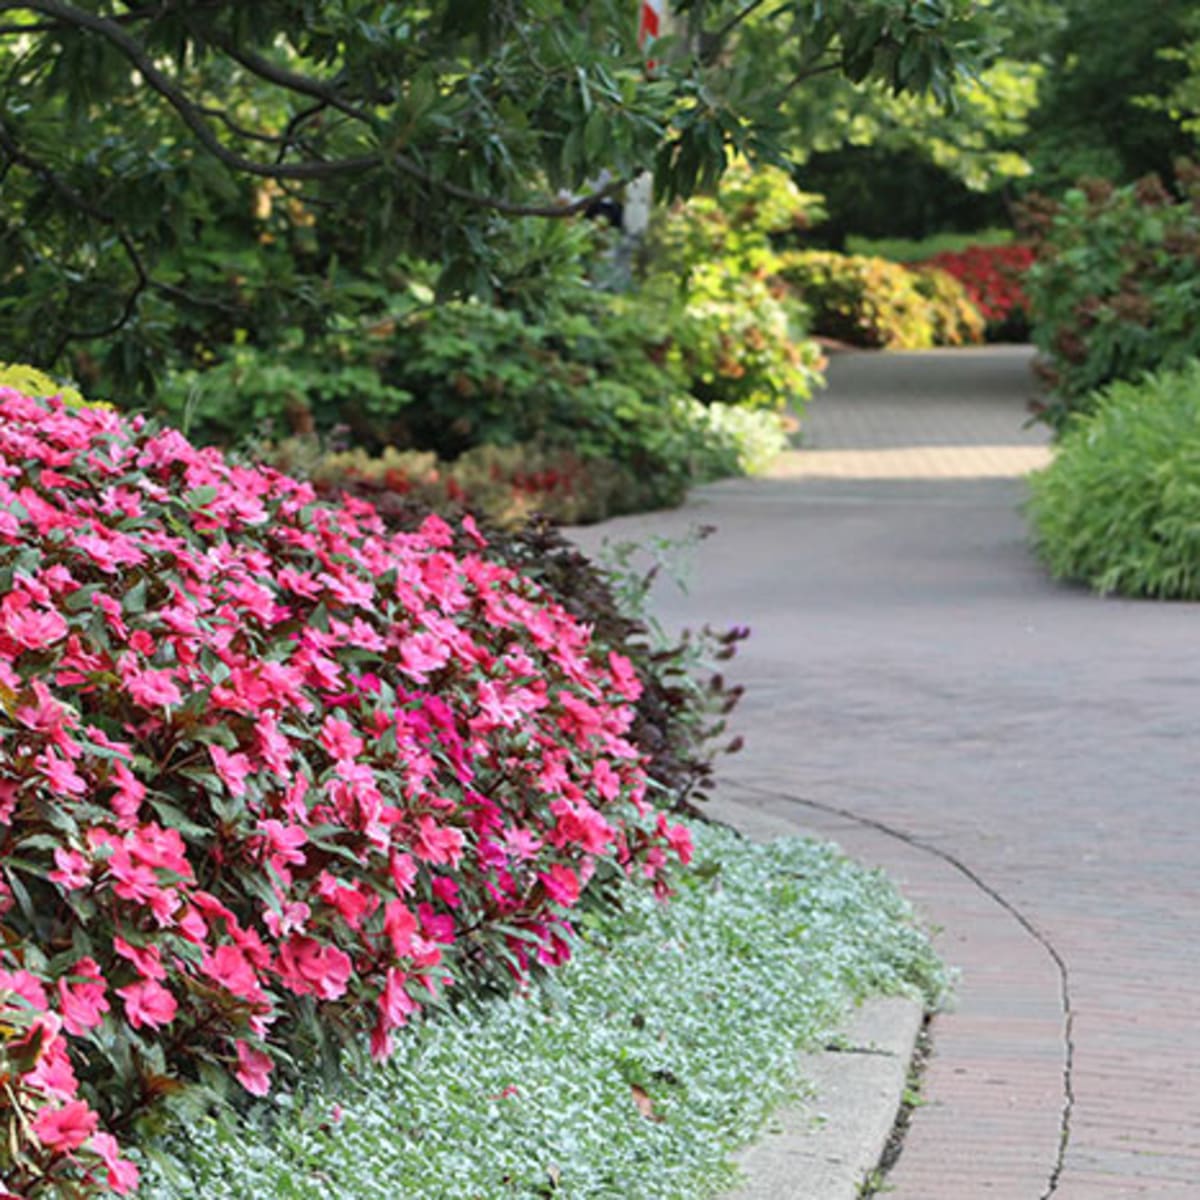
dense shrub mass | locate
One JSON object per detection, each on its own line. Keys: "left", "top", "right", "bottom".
{"left": 774, "top": 251, "right": 984, "bottom": 350}
{"left": 913, "top": 244, "right": 1033, "bottom": 336}
{"left": 1028, "top": 361, "right": 1200, "bottom": 599}
{"left": 269, "top": 400, "right": 789, "bottom": 532}
{"left": 1022, "top": 164, "right": 1200, "bottom": 429}
{"left": 165, "top": 263, "right": 805, "bottom": 523}
{"left": 642, "top": 164, "right": 826, "bottom": 416}
{"left": 908, "top": 266, "right": 988, "bottom": 346}
{"left": 0, "top": 392, "right": 691, "bottom": 1195}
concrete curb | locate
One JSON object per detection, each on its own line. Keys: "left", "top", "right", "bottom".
{"left": 713, "top": 791, "right": 926, "bottom": 1200}
{"left": 722, "top": 996, "right": 923, "bottom": 1200}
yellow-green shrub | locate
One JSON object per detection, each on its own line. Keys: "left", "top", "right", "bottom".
{"left": 774, "top": 251, "right": 938, "bottom": 349}
{"left": 909, "top": 266, "right": 987, "bottom": 346}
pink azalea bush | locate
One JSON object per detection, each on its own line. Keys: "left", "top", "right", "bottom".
{"left": 0, "top": 390, "right": 691, "bottom": 1196}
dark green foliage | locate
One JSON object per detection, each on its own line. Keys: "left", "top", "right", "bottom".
{"left": 1022, "top": 164, "right": 1200, "bottom": 430}
{"left": 0, "top": 0, "right": 987, "bottom": 401}
{"left": 1028, "top": 360, "right": 1200, "bottom": 599}
{"left": 1022, "top": 0, "right": 1196, "bottom": 191}
{"left": 799, "top": 146, "right": 1009, "bottom": 250}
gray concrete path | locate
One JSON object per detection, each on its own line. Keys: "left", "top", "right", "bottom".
{"left": 573, "top": 347, "right": 1200, "bottom": 1198}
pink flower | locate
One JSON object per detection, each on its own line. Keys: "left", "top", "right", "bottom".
{"left": 108, "top": 760, "right": 146, "bottom": 826}
{"left": 398, "top": 631, "right": 450, "bottom": 681}
{"left": 117, "top": 979, "right": 177, "bottom": 1029}
{"left": 57, "top": 958, "right": 109, "bottom": 1036}
{"left": 379, "top": 967, "right": 418, "bottom": 1033}
{"left": 235, "top": 1040, "right": 273, "bottom": 1096}
{"left": 36, "top": 749, "right": 87, "bottom": 797}
{"left": 0, "top": 967, "right": 49, "bottom": 1011}
{"left": 108, "top": 844, "right": 161, "bottom": 905}
{"left": 277, "top": 935, "right": 352, "bottom": 1000}
{"left": 257, "top": 818, "right": 307, "bottom": 869}
{"left": 120, "top": 657, "right": 183, "bottom": 710}
{"left": 91, "top": 1131, "right": 140, "bottom": 1195}
{"left": 315, "top": 872, "right": 374, "bottom": 929}
{"left": 539, "top": 864, "right": 581, "bottom": 907}
{"left": 660, "top": 817, "right": 694, "bottom": 865}
{"left": 319, "top": 715, "right": 364, "bottom": 761}
{"left": 414, "top": 816, "right": 464, "bottom": 867}
{"left": 1, "top": 594, "right": 67, "bottom": 649}
{"left": 25, "top": 1036, "right": 78, "bottom": 1100}
{"left": 49, "top": 847, "right": 91, "bottom": 891}
{"left": 31, "top": 1100, "right": 98, "bottom": 1152}
{"left": 202, "top": 944, "right": 260, "bottom": 1000}
{"left": 383, "top": 900, "right": 418, "bottom": 958}
{"left": 607, "top": 650, "right": 643, "bottom": 700}
{"left": 112, "top": 936, "right": 166, "bottom": 981}
{"left": 210, "top": 744, "right": 253, "bottom": 797}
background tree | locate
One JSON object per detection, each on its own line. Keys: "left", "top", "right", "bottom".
{"left": 0, "top": 0, "right": 991, "bottom": 398}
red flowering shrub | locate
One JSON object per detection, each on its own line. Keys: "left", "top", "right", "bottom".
{"left": 1020, "top": 166, "right": 1200, "bottom": 429}
{"left": 269, "top": 441, "right": 638, "bottom": 528}
{"left": 915, "top": 244, "right": 1034, "bottom": 331}
{"left": 0, "top": 391, "right": 690, "bottom": 1195}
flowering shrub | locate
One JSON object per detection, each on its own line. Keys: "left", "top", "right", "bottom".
{"left": 1021, "top": 165, "right": 1200, "bottom": 429}
{"left": 774, "top": 251, "right": 941, "bottom": 350}
{"left": 0, "top": 391, "right": 690, "bottom": 1195}
{"left": 907, "top": 267, "right": 987, "bottom": 347}
{"left": 270, "top": 441, "right": 638, "bottom": 529}
{"left": 914, "top": 244, "right": 1033, "bottom": 333}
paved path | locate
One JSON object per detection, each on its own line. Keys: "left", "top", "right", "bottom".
{"left": 573, "top": 347, "right": 1200, "bottom": 1198}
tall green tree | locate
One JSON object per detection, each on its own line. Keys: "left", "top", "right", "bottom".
{"left": 0, "top": 1, "right": 992, "bottom": 395}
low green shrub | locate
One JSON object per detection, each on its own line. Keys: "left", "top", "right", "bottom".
{"left": 0, "top": 361, "right": 98, "bottom": 409}
{"left": 1021, "top": 164, "right": 1200, "bottom": 430}
{"left": 281, "top": 403, "right": 785, "bottom": 528}
{"left": 1028, "top": 360, "right": 1200, "bottom": 598}
{"left": 846, "top": 229, "right": 1015, "bottom": 263}
{"left": 649, "top": 268, "right": 823, "bottom": 412}
{"left": 276, "top": 440, "right": 640, "bottom": 528}
{"left": 651, "top": 159, "right": 826, "bottom": 279}
{"left": 166, "top": 300, "right": 722, "bottom": 514}
{"left": 642, "top": 162, "right": 825, "bottom": 414}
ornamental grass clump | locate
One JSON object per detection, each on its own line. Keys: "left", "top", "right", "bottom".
{"left": 1028, "top": 360, "right": 1200, "bottom": 598}
{"left": 0, "top": 390, "right": 691, "bottom": 1196}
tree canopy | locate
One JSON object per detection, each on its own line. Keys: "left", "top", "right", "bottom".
{"left": 0, "top": 1, "right": 992, "bottom": 392}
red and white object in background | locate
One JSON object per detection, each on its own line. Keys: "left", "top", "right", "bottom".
{"left": 638, "top": 0, "right": 666, "bottom": 46}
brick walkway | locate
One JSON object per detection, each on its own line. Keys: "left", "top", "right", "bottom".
{"left": 574, "top": 347, "right": 1200, "bottom": 1198}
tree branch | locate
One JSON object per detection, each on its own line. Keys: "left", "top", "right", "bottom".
{"left": 710, "top": 0, "right": 771, "bottom": 47}
{"left": 783, "top": 58, "right": 843, "bottom": 95}
{"left": 0, "top": 0, "right": 232, "bottom": 37}
{"left": 2, "top": 0, "right": 628, "bottom": 218}
{"left": 0, "top": 117, "right": 148, "bottom": 341}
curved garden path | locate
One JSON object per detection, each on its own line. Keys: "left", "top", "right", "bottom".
{"left": 573, "top": 346, "right": 1200, "bottom": 1198}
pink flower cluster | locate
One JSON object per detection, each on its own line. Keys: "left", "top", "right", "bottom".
{"left": 916, "top": 243, "right": 1034, "bottom": 324}
{"left": 0, "top": 391, "right": 691, "bottom": 1195}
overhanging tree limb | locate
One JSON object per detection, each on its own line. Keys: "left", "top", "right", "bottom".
{"left": 0, "top": 0, "right": 628, "bottom": 217}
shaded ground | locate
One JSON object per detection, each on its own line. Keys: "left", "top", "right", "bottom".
{"left": 573, "top": 347, "right": 1200, "bottom": 1198}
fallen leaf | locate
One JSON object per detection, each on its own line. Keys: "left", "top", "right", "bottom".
{"left": 631, "top": 1084, "right": 664, "bottom": 1123}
